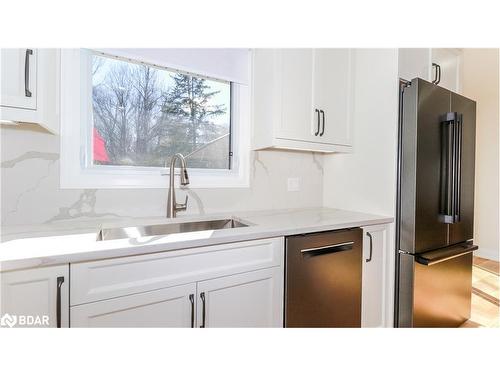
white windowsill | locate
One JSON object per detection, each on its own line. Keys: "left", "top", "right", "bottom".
{"left": 60, "top": 166, "right": 250, "bottom": 189}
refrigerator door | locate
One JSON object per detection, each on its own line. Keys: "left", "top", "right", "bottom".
{"left": 449, "top": 93, "right": 476, "bottom": 245}
{"left": 400, "top": 79, "right": 451, "bottom": 254}
{"left": 285, "top": 228, "right": 362, "bottom": 327}
{"left": 397, "top": 242, "right": 476, "bottom": 327}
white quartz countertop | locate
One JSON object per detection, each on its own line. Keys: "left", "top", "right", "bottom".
{"left": 0, "top": 207, "right": 393, "bottom": 271}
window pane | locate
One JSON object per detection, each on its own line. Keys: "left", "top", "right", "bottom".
{"left": 91, "top": 53, "right": 231, "bottom": 169}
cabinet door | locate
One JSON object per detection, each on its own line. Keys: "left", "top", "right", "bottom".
{"left": 70, "top": 283, "right": 197, "bottom": 327}
{"left": 361, "top": 225, "right": 389, "bottom": 328}
{"left": 1, "top": 48, "right": 37, "bottom": 110}
{"left": 197, "top": 267, "right": 283, "bottom": 328}
{"left": 278, "top": 49, "right": 315, "bottom": 142}
{"left": 398, "top": 48, "right": 431, "bottom": 82}
{"left": 313, "top": 49, "right": 353, "bottom": 146}
{"left": 1, "top": 265, "right": 69, "bottom": 328}
{"left": 431, "top": 49, "right": 461, "bottom": 93}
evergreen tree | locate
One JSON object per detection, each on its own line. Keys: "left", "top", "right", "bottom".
{"left": 164, "top": 74, "right": 226, "bottom": 149}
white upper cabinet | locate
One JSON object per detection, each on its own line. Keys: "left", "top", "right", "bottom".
{"left": 252, "top": 49, "right": 353, "bottom": 153}
{"left": 0, "top": 48, "right": 59, "bottom": 133}
{"left": 278, "top": 49, "right": 315, "bottom": 142}
{"left": 313, "top": 49, "right": 353, "bottom": 146}
{"left": 431, "top": 48, "right": 461, "bottom": 92}
{"left": 398, "top": 48, "right": 462, "bottom": 93}
{"left": 1, "top": 49, "right": 37, "bottom": 110}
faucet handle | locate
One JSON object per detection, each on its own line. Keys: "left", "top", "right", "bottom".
{"left": 176, "top": 195, "right": 189, "bottom": 211}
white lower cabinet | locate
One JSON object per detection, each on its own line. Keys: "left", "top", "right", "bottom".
{"left": 71, "top": 283, "right": 197, "bottom": 328}
{"left": 361, "top": 224, "right": 391, "bottom": 328}
{"left": 2, "top": 231, "right": 393, "bottom": 328}
{"left": 0, "top": 265, "right": 69, "bottom": 328}
{"left": 197, "top": 267, "right": 283, "bottom": 328}
{"left": 70, "top": 237, "right": 284, "bottom": 328}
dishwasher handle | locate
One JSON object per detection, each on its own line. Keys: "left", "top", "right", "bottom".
{"left": 300, "top": 241, "right": 354, "bottom": 257}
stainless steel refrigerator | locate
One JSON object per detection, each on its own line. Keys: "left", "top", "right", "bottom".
{"left": 395, "top": 78, "right": 478, "bottom": 327}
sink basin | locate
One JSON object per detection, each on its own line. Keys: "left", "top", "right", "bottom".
{"left": 96, "top": 218, "right": 249, "bottom": 241}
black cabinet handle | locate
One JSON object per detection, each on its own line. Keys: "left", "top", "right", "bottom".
{"left": 189, "top": 294, "right": 195, "bottom": 328}
{"left": 314, "top": 109, "right": 320, "bottom": 136}
{"left": 366, "top": 232, "right": 373, "bottom": 263}
{"left": 319, "top": 110, "right": 325, "bottom": 136}
{"left": 24, "top": 49, "right": 33, "bottom": 97}
{"left": 432, "top": 63, "right": 441, "bottom": 85}
{"left": 200, "top": 292, "right": 206, "bottom": 328}
{"left": 56, "top": 276, "right": 64, "bottom": 328}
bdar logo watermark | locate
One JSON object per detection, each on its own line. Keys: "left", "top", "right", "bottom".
{"left": 0, "top": 313, "right": 49, "bottom": 327}
{"left": 0, "top": 313, "right": 17, "bottom": 328}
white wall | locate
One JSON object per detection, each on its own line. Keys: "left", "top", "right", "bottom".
{"left": 322, "top": 49, "right": 399, "bottom": 217}
{"left": 462, "top": 49, "right": 500, "bottom": 261}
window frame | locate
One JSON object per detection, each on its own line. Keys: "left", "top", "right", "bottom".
{"left": 60, "top": 49, "right": 250, "bottom": 189}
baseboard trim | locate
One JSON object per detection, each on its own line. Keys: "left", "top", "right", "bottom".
{"left": 475, "top": 247, "right": 499, "bottom": 261}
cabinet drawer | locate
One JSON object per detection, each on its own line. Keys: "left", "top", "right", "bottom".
{"left": 71, "top": 237, "right": 284, "bottom": 305}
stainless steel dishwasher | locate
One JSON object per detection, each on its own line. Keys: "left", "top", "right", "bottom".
{"left": 285, "top": 228, "right": 362, "bottom": 327}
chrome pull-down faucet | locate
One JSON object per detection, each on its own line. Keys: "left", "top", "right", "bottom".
{"left": 166, "top": 153, "right": 190, "bottom": 218}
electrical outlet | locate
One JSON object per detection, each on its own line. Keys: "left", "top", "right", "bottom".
{"left": 287, "top": 177, "right": 301, "bottom": 192}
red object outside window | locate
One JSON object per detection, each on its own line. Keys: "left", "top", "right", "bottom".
{"left": 93, "top": 128, "right": 109, "bottom": 163}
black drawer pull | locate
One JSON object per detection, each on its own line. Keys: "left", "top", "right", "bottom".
{"left": 189, "top": 294, "right": 195, "bottom": 328}
{"left": 200, "top": 292, "right": 206, "bottom": 328}
{"left": 56, "top": 276, "right": 64, "bottom": 328}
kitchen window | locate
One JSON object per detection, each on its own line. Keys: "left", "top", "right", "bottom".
{"left": 91, "top": 53, "right": 232, "bottom": 170}
{"left": 60, "top": 49, "right": 250, "bottom": 188}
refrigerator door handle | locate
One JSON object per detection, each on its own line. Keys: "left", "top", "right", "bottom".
{"left": 440, "top": 113, "right": 454, "bottom": 223}
{"left": 440, "top": 112, "right": 460, "bottom": 224}
{"left": 415, "top": 243, "right": 477, "bottom": 266}
{"left": 455, "top": 114, "right": 463, "bottom": 222}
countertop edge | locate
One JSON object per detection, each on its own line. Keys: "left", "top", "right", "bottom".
{"left": 0, "top": 214, "right": 393, "bottom": 272}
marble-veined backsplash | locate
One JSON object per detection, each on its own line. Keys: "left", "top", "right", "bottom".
{"left": 1, "top": 125, "right": 324, "bottom": 227}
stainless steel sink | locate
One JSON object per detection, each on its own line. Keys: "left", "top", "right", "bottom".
{"left": 97, "top": 218, "right": 249, "bottom": 241}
